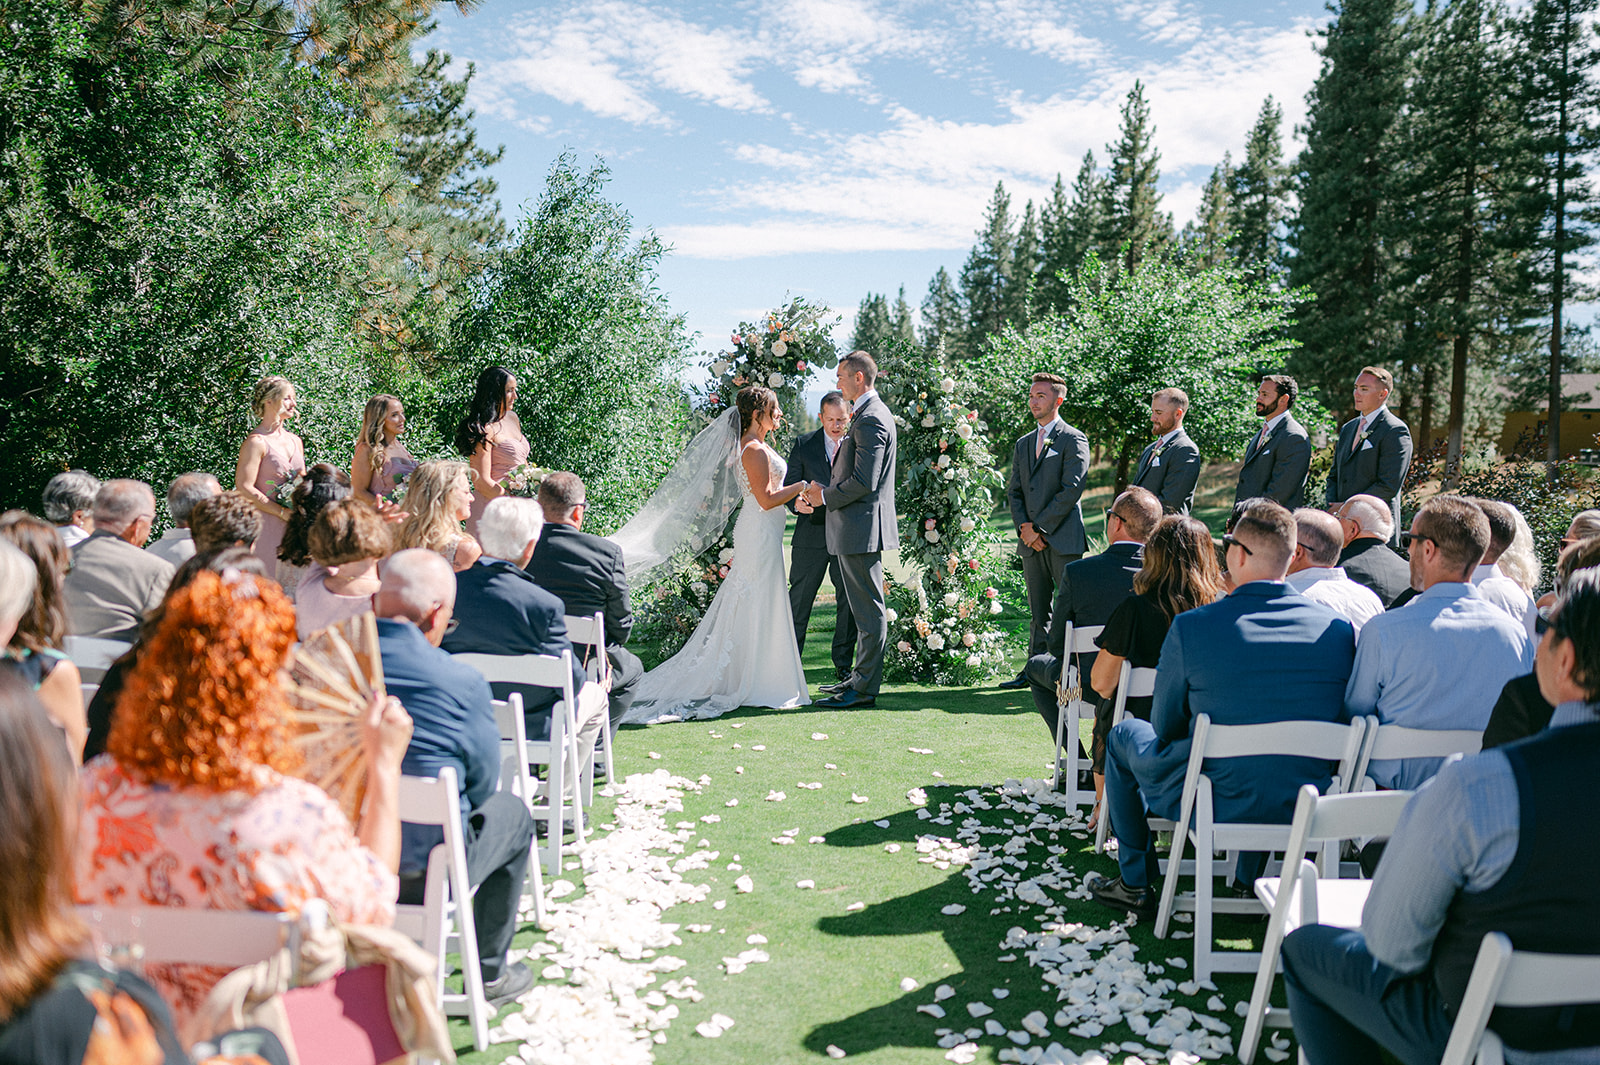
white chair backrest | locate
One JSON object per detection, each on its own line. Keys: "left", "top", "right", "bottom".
{"left": 452, "top": 650, "right": 575, "bottom": 698}
{"left": 492, "top": 692, "right": 536, "bottom": 802}
{"left": 397, "top": 764, "right": 463, "bottom": 826}
{"left": 1280, "top": 781, "right": 1414, "bottom": 877}
{"left": 1124, "top": 663, "right": 1157, "bottom": 699}
{"left": 1440, "top": 932, "right": 1600, "bottom": 1065}
{"left": 1193, "top": 714, "right": 1365, "bottom": 764}
{"left": 1064, "top": 623, "right": 1104, "bottom": 656}
{"left": 64, "top": 635, "right": 131, "bottom": 676}
{"left": 563, "top": 613, "right": 604, "bottom": 647}
{"left": 77, "top": 904, "right": 301, "bottom": 968}
{"left": 1355, "top": 719, "right": 1483, "bottom": 787}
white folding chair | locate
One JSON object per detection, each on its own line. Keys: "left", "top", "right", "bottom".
{"left": 1051, "top": 623, "right": 1104, "bottom": 804}
{"left": 563, "top": 611, "right": 612, "bottom": 796}
{"left": 1238, "top": 784, "right": 1414, "bottom": 1064}
{"left": 76, "top": 902, "right": 303, "bottom": 967}
{"left": 1092, "top": 658, "right": 1159, "bottom": 854}
{"left": 1353, "top": 719, "right": 1483, "bottom": 791}
{"left": 453, "top": 650, "right": 585, "bottom": 876}
{"left": 1153, "top": 714, "right": 1368, "bottom": 981}
{"left": 1440, "top": 932, "right": 1600, "bottom": 1065}
{"left": 393, "top": 768, "right": 491, "bottom": 1052}
{"left": 491, "top": 691, "right": 547, "bottom": 928}
{"left": 64, "top": 634, "right": 131, "bottom": 684}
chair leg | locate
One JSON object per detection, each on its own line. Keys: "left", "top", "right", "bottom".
{"left": 1052, "top": 697, "right": 1068, "bottom": 792}
{"left": 1193, "top": 835, "right": 1215, "bottom": 982}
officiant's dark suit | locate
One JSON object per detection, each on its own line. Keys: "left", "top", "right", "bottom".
{"left": 1130, "top": 428, "right": 1202, "bottom": 515}
{"left": 1234, "top": 414, "right": 1312, "bottom": 508}
{"left": 526, "top": 522, "right": 644, "bottom": 728}
{"left": 1007, "top": 419, "right": 1090, "bottom": 659}
{"left": 784, "top": 424, "right": 857, "bottom": 679}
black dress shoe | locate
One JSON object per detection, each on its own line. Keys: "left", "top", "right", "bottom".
{"left": 819, "top": 678, "right": 854, "bottom": 695}
{"left": 816, "top": 688, "right": 876, "bottom": 709}
{"left": 997, "top": 674, "right": 1030, "bottom": 690}
{"left": 834, "top": 667, "right": 853, "bottom": 682}
{"left": 1084, "top": 871, "right": 1158, "bottom": 919}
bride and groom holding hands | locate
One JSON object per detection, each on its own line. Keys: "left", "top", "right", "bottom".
{"left": 616, "top": 351, "right": 898, "bottom": 722}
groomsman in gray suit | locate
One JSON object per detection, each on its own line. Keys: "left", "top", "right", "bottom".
{"left": 1325, "top": 365, "right": 1413, "bottom": 546}
{"left": 804, "top": 352, "right": 898, "bottom": 710}
{"left": 784, "top": 391, "right": 858, "bottom": 681}
{"left": 1234, "top": 374, "right": 1312, "bottom": 508}
{"left": 998, "top": 372, "right": 1089, "bottom": 690}
{"left": 1130, "top": 388, "right": 1202, "bottom": 514}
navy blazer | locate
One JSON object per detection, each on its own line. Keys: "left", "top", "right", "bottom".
{"left": 525, "top": 523, "right": 632, "bottom": 648}
{"left": 1234, "top": 413, "right": 1312, "bottom": 508}
{"left": 1131, "top": 429, "right": 1202, "bottom": 514}
{"left": 1149, "top": 581, "right": 1356, "bottom": 824}
{"left": 1047, "top": 542, "right": 1143, "bottom": 664}
{"left": 1008, "top": 422, "right": 1090, "bottom": 556}
{"left": 442, "top": 559, "right": 586, "bottom": 719}
{"left": 783, "top": 427, "right": 838, "bottom": 553}
{"left": 1338, "top": 538, "right": 1413, "bottom": 607}
{"left": 1325, "top": 407, "right": 1412, "bottom": 505}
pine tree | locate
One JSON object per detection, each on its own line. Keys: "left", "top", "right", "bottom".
{"left": 920, "top": 267, "right": 965, "bottom": 357}
{"left": 1038, "top": 155, "right": 1106, "bottom": 315}
{"left": 1179, "top": 156, "right": 1233, "bottom": 269}
{"left": 1097, "top": 82, "right": 1172, "bottom": 274}
{"left": 1287, "top": 0, "right": 1412, "bottom": 404}
{"left": 1509, "top": 0, "right": 1600, "bottom": 462}
{"left": 890, "top": 285, "right": 917, "bottom": 343}
{"left": 1229, "top": 97, "right": 1291, "bottom": 280}
{"left": 851, "top": 292, "right": 892, "bottom": 354}
{"left": 1008, "top": 200, "right": 1040, "bottom": 328}
{"left": 959, "top": 181, "right": 1015, "bottom": 353}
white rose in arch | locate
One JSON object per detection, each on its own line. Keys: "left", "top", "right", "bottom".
{"left": 965, "top": 654, "right": 981, "bottom": 667}
{"left": 943, "top": 592, "right": 959, "bottom": 608}
{"left": 897, "top": 640, "right": 913, "bottom": 653}
{"left": 940, "top": 378, "right": 955, "bottom": 393}
{"left": 711, "top": 360, "right": 730, "bottom": 376}
{"left": 926, "top": 633, "right": 945, "bottom": 650}
{"left": 925, "top": 530, "right": 940, "bottom": 543}
{"left": 921, "top": 415, "right": 936, "bottom": 428}
{"left": 768, "top": 372, "right": 786, "bottom": 387}
{"left": 989, "top": 600, "right": 1003, "bottom": 614}
{"left": 719, "top": 548, "right": 736, "bottom": 563}
{"left": 936, "top": 454, "right": 951, "bottom": 468}
{"left": 959, "top": 517, "right": 975, "bottom": 533}
{"left": 772, "top": 339, "right": 788, "bottom": 358}
{"left": 943, "top": 469, "right": 955, "bottom": 480}
{"left": 956, "top": 422, "right": 973, "bottom": 439}
{"left": 962, "top": 632, "right": 977, "bottom": 647}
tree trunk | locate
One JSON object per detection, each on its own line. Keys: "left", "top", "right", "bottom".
{"left": 1114, "top": 435, "right": 1137, "bottom": 493}
{"left": 1421, "top": 358, "right": 1436, "bottom": 449}
{"left": 1443, "top": 160, "right": 1477, "bottom": 489}
{"left": 1548, "top": 2, "right": 1572, "bottom": 470}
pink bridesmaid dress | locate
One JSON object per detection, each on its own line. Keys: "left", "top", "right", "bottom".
{"left": 370, "top": 452, "right": 419, "bottom": 499}
{"left": 468, "top": 431, "right": 529, "bottom": 535}
{"left": 250, "top": 435, "right": 301, "bottom": 572}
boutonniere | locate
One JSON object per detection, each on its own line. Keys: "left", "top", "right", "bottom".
{"left": 1357, "top": 425, "right": 1375, "bottom": 446}
{"left": 1151, "top": 440, "right": 1170, "bottom": 458}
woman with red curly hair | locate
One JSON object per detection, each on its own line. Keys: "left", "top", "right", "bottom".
{"left": 73, "top": 570, "right": 412, "bottom": 1039}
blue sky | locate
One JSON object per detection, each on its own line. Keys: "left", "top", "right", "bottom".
{"left": 428, "top": 0, "right": 1333, "bottom": 378}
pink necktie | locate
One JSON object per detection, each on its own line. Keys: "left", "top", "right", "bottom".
{"left": 1036, "top": 428, "right": 1048, "bottom": 458}
{"left": 1351, "top": 417, "right": 1367, "bottom": 456}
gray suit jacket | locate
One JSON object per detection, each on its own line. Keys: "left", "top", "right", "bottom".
{"left": 66, "top": 532, "right": 175, "bottom": 641}
{"left": 1007, "top": 422, "right": 1089, "bottom": 556}
{"left": 823, "top": 392, "right": 898, "bottom": 555}
{"left": 1131, "top": 428, "right": 1202, "bottom": 514}
{"left": 1235, "top": 413, "right": 1312, "bottom": 508}
{"left": 1325, "top": 407, "right": 1412, "bottom": 506}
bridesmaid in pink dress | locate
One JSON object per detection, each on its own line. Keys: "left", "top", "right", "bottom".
{"left": 455, "top": 366, "right": 529, "bottom": 535}
{"left": 234, "top": 375, "right": 306, "bottom": 573}
{"left": 350, "top": 394, "right": 419, "bottom": 504}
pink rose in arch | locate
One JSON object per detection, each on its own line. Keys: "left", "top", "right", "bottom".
{"left": 796, "top": 361, "right": 807, "bottom": 371}
{"left": 924, "top": 518, "right": 937, "bottom": 530}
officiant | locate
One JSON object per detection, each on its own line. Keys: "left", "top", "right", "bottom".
{"left": 784, "top": 390, "right": 858, "bottom": 682}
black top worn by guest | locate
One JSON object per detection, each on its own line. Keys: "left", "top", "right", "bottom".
{"left": 1339, "top": 538, "right": 1413, "bottom": 607}
{"left": 1087, "top": 591, "right": 1172, "bottom": 765}
{"left": 1481, "top": 672, "right": 1555, "bottom": 750}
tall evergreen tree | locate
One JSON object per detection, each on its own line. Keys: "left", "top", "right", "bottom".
{"left": 1509, "top": 0, "right": 1600, "bottom": 462}
{"left": 1008, "top": 200, "right": 1040, "bottom": 328}
{"left": 959, "top": 181, "right": 1016, "bottom": 352}
{"left": 920, "top": 267, "right": 965, "bottom": 357}
{"left": 1097, "top": 82, "right": 1172, "bottom": 274}
{"left": 1287, "top": 0, "right": 1412, "bottom": 405}
{"left": 890, "top": 285, "right": 917, "bottom": 343}
{"left": 1229, "top": 97, "right": 1291, "bottom": 280}
{"left": 1038, "top": 154, "right": 1105, "bottom": 315}
{"left": 1179, "top": 156, "right": 1234, "bottom": 269}
{"left": 851, "top": 292, "right": 892, "bottom": 354}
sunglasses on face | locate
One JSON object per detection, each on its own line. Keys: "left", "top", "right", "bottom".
{"left": 1222, "top": 534, "right": 1253, "bottom": 556}
{"left": 1400, "top": 532, "right": 1434, "bottom": 552}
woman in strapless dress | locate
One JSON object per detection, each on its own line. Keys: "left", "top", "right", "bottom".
{"left": 350, "top": 394, "right": 419, "bottom": 504}
{"left": 393, "top": 460, "right": 483, "bottom": 572}
{"left": 454, "top": 366, "right": 529, "bottom": 536}
{"left": 234, "top": 375, "right": 306, "bottom": 574}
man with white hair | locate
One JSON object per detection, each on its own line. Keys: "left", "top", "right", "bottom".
{"left": 375, "top": 548, "right": 536, "bottom": 1005}
{"left": 1335, "top": 493, "right": 1411, "bottom": 606}
{"left": 64, "top": 480, "right": 174, "bottom": 640}
{"left": 42, "top": 469, "right": 100, "bottom": 547}
{"left": 443, "top": 497, "right": 606, "bottom": 797}
{"left": 1288, "top": 508, "right": 1384, "bottom": 634}
{"left": 147, "top": 472, "right": 221, "bottom": 566}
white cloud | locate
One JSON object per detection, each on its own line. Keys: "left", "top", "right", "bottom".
{"left": 965, "top": 0, "right": 1109, "bottom": 66}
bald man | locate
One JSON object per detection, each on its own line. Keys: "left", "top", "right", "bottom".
{"left": 64, "top": 479, "right": 174, "bottom": 640}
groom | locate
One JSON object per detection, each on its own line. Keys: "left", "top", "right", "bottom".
{"left": 804, "top": 351, "right": 898, "bottom": 709}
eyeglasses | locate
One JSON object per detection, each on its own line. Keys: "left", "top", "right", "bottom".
{"left": 1399, "top": 532, "right": 1434, "bottom": 552}
{"left": 444, "top": 617, "right": 460, "bottom": 635}
{"left": 1222, "top": 534, "right": 1253, "bottom": 556}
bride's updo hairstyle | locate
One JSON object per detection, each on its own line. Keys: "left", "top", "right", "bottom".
{"left": 737, "top": 386, "right": 778, "bottom": 436}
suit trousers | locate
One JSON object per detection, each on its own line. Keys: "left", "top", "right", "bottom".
{"left": 836, "top": 550, "right": 887, "bottom": 696}
{"left": 1281, "top": 925, "right": 1453, "bottom": 1065}
{"left": 603, "top": 644, "right": 644, "bottom": 735}
{"left": 788, "top": 545, "right": 858, "bottom": 675}
{"left": 397, "top": 790, "right": 534, "bottom": 982}
{"left": 1021, "top": 546, "right": 1077, "bottom": 657}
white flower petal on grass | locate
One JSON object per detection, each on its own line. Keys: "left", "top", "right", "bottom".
{"left": 824, "top": 763, "right": 838, "bottom": 770}
{"left": 984, "top": 1019, "right": 1006, "bottom": 1036}
{"left": 917, "top": 1003, "right": 947, "bottom": 1018}
{"left": 945, "top": 1042, "right": 979, "bottom": 1064}
{"left": 700, "top": 814, "right": 721, "bottom": 823}
{"left": 746, "top": 934, "right": 767, "bottom": 945}
{"left": 1021, "top": 1010, "right": 1050, "bottom": 1036}
{"left": 812, "top": 732, "right": 828, "bottom": 740}
{"left": 809, "top": 835, "right": 826, "bottom": 844}
{"left": 1167, "top": 957, "right": 1188, "bottom": 969}
{"left": 796, "top": 879, "right": 815, "bottom": 889}
{"left": 548, "top": 880, "right": 577, "bottom": 900}
{"left": 826, "top": 1045, "right": 846, "bottom": 1059}
{"left": 799, "top": 782, "right": 823, "bottom": 789}
{"left": 752, "top": 745, "right": 766, "bottom": 751}
{"left": 884, "top": 843, "right": 902, "bottom": 853}
{"left": 541, "top": 964, "right": 566, "bottom": 980}
{"left": 933, "top": 985, "right": 955, "bottom": 1001}
{"left": 734, "top": 875, "right": 754, "bottom": 893}
{"left": 942, "top": 904, "right": 967, "bottom": 915}
{"left": 845, "top": 901, "right": 865, "bottom": 911}
{"left": 725, "top": 799, "right": 739, "bottom": 806}
{"left": 900, "top": 977, "right": 919, "bottom": 992}
{"left": 1263, "top": 1049, "right": 1289, "bottom": 1062}
{"left": 874, "top": 819, "right": 891, "bottom": 828}
{"left": 907, "top": 787, "right": 929, "bottom": 805}
{"left": 712, "top": 900, "right": 727, "bottom": 910}
{"left": 991, "top": 988, "right": 1009, "bottom": 999}
{"left": 648, "top": 752, "right": 661, "bottom": 760}
{"left": 851, "top": 794, "right": 869, "bottom": 804}
{"left": 1235, "top": 1001, "right": 1251, "bottom": 1018}
{"left": 908, "top": 747, "right": 934, "bottom": 754}
{"left": 966, "top": 1002, "right": 993, "bottom": 1018}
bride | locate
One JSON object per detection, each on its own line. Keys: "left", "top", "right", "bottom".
{"left": 612, "top": 386, "right": 813, "bottom": 723}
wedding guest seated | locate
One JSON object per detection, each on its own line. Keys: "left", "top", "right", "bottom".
{"left": 64, "top": 480, "right": 173, "bottom": 642}
{"left": 1086, "top": 500, "right": 1356, "bottom": 917}
{"left": 1334, "top": 493, "right": 1411, "bottom": 606}
{"left": 527, "top": 471, "right": 644, "bottom": 734}
{"left": 1537, "top": 509, "right": 1600, "bottom": 610}
{"left": 41, "top": 469, "right": 99, "bottom": 549}
{"left": 1287, "top": 508, "right": 1384, "bottom": 634}
{"left": 1022, "top": 486, "right": 1160, "bottom": 749}
{"left": 0, "top": 513, "right": 85, "bottom": 760}
{"left": 443, "top": 497, "right": 605, "bottom": 796}
{"left": 276, "top": 463, "right": 349, "bottom": 600}
{"left": 294, "top": 500, "right": 390, "bottom": 639}
{"left": 1085, "top": 515, "right": 1225, "bottom": 826}
{"left": 189, "top": 490, "right": 262, "bottom": 553}
{"left": 1282, "top": 570, "right": 1600, "bottom": 1065}
{"left": 82, "top": 548, "right": 267, "bottom": 761}
{"left": 146, "top": 472, "right": 220, "bottom": 567}
{"left": 1346, "top": 495, "right": 1532, "bottom": 789}
{"left": 75, "top": 570, "right": 407, "bottom": 1038}
{"left": 394, "top": 460, "right": 482, "bottom": 573}
{"left": 374, "top": 549, "right": 536, "bottom": 1006}
{"left": 1470, "top": 498, "right": 1538, "bottom": 639}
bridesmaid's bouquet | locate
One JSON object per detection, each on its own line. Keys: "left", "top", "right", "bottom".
{"left": 503, "top": 464, "right": 551, "bottom": 499}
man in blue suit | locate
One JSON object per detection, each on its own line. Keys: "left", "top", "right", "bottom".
{"left": 1087, "top": 500, "right": 1357, "bottom": 917}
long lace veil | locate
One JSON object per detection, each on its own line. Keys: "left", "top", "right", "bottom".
{"left": 607, "top": 407, "right": 743, "bottom": 586}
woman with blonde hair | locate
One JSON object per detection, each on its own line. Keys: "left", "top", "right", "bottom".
{"left": 0, "top": 512, "right": 85, "bottom": 760}
{"left": 234, "top": 374, "right": 306, "bottom": 572}
{"left": 394, "top": 459, "right": 482, "bottom": 572}
{"left": 350, "top": 394, "right": 418, "bottom": 505}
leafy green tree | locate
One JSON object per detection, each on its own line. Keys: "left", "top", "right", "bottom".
{"left": 920, "top": 267, "right": 965, "bottom": 357}
{"left": 445, "top": 154, "right": 692, "bottom": 533}
{"left": 959, "top": 182, "right": 1016, "bottom": 351}
{"left": 1229, "top": 98, "right": 1291, "bottom": 280}
{"left": 851, "top": 292, "right": 893, "bottom": 354}
{"left": 1179, "top": 156, "right": 1233, "bottom": 269}
{"left": 1038, "top": 154, "right": 1105, "bottom": 315}
{"left": 1097, "top": 82, "right": 1172, "bottom": 275}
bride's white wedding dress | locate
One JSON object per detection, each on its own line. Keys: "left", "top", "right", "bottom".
{"left": 622, "top": 443, "right": 811, "bottom": 724}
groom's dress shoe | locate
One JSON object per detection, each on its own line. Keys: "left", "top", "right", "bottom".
{"left": 816, "top": 688, "right": 876, "bottom": 710}
{"left": 819, "top": 678, "right": 853, "bottom": 695}
{"left": 997, "top": 673, "right": 1029, "bottom": 690}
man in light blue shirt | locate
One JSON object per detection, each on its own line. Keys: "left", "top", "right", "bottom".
{"left": 1345, "top": 495, "right": 1533, "bottom": 789}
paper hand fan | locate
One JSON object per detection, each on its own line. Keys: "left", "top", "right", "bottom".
{"left": 282, "top": 612, "right": 384, "bottom": 824}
